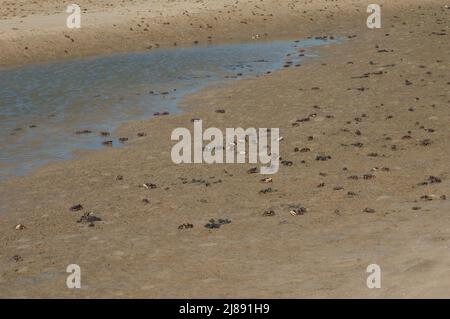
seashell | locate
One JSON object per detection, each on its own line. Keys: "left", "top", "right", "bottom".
{"left": 262, "top": 210, "right": 275, "bottom": 217}
{"left": 15, "top": 224, "right": 26, "bottom": 230}
{"left": 142, "top": 183, "right": 157, "bottom": 189}
{"left": 290, "top": 207, "right": 307, "bottom": 216}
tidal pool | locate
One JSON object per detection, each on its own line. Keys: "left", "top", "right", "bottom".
{"left": 0, "top": 37, "right": 339, "bottom": 180}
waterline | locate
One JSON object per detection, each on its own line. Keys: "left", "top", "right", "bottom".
{"left": 0, "top": 37, "right": 340, "bottom": 180}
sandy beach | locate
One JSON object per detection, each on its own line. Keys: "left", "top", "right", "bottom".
{"left": 0, "top": 0, "right": 449, "bottom": 298}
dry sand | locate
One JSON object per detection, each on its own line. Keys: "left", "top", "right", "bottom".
{"left": 0, "top": 0, "right": 432, "bottom": 67}
{"left": 0, "top": 0, "right": 449, "bottom": 298}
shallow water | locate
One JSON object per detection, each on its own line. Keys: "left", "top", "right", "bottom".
{"left": 0, "top": 38, "right": 338, "bottom": 180}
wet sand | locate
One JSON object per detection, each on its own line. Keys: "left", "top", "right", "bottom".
{"left": 0, "top": 37, "right": 334, "bottom": 180}
{"left": 0, "top": 1, "right": 450, "bottom": 298}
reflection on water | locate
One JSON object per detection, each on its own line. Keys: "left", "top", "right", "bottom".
{"left": 0, "top": 38, "right": 338, "bottom": 180}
